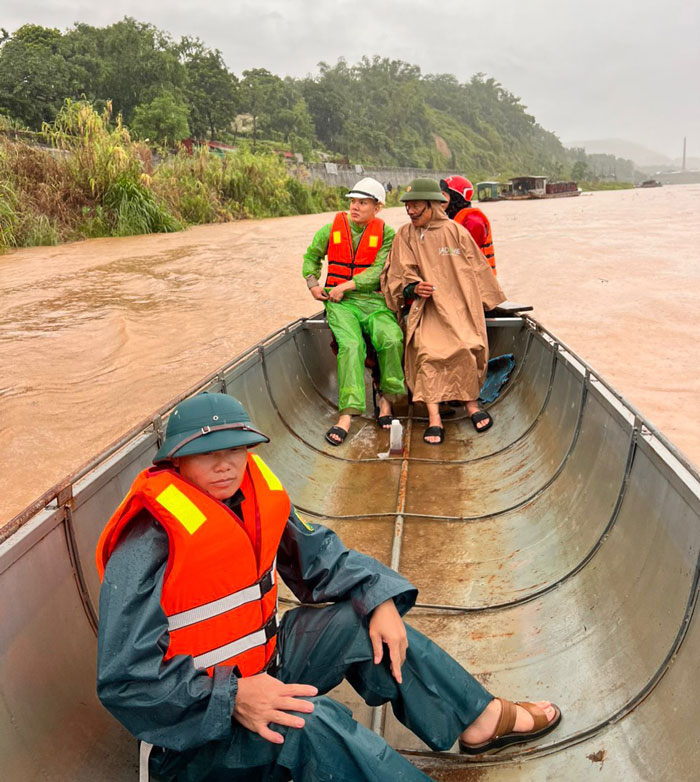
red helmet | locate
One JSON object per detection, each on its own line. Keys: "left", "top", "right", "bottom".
{"left": 442, "top": 175, "right": 474, "bottom": 202}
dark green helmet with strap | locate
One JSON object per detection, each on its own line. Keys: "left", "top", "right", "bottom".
{"left": 153, "top": 392, "right": 269, "bottom": 463}
{"left": 399, "top": 178, "right": 448, "bottom": 203}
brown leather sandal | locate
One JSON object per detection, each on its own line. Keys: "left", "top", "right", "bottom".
{"left": 459, "top": 697, "right": 562, "bottom": 755}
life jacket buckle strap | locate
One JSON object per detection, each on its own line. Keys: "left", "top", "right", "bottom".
{"left": 264, "top": 614, "right": 278, "bottom": 641}
{"left": 264, "top": 649, "right": 280, "bottom": 676}
{"left": 259, "top": 568, "right": 274, "bottom": 595}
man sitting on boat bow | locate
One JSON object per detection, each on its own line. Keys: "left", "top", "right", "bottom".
{"left": 302, "top": 177, "right": 406, "bottom": 446}
{"left": 95, "top": 392, "right": 561, "bottom": 781}
{"left": 383, "top": 178, "right": 507, "bottom": 445}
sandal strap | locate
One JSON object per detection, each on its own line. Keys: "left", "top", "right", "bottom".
{"left": 326, "top": 426, "right": 348, "bottom": 442}
{"left": 516, "top": 701, "right": 550, "bottom": 732}
{"left": 493, "top": 697, "right": 518, "bottom": 738}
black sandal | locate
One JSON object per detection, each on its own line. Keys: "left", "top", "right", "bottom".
{"left": 375, "top": 390, "right": 393, "bottom": 429}
{"left": 325, "top": 425, "right": 348, "bottom": 446}
{"left": 470, "top": 409, "right": 493, "bottom": 433}
{"left": 423, "top": 425, "right": 445, "bottom": 445}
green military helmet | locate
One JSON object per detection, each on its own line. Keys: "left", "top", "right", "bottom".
{"left": 399, "top": 178, "right": 448, "bottom": 203}
{"left": 153, "top": 392, "right": 269, "bottom": 463}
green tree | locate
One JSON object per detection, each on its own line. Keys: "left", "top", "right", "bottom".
{"left": 61, "top": 23, "right": 108, "bottom": 107}
{"left": 265, "top": 78, "right": 316, "bottom": 156}
{"left": 0, "top": 25, "right": 76, "bottom": 128}
{"left": 300, "top": 59, "right": 354, "bottom": 155}
{"left": 179, "top": 37, "right": 238, "bottom": 140}
{"left": 131, "top": 91, "right": 190, "bottom": 146}
{"left": 571, "top": 160, "right": 589, "bottom": 181}
{"left": 239, "top": 68, "right": 285, "bottom": 150}
{"left": 89, "top": 18, "right": 184, "bottom": 123}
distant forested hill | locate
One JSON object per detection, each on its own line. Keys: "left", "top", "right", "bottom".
{"left": 0, "top": 18, "right": 634, "bottom": 181}
{"left": 566, "top": 138, "right": 672, "bottom": 167}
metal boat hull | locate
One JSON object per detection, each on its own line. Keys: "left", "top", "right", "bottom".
{"left": 1, "top": 315, "right": 698, "bottom": 780}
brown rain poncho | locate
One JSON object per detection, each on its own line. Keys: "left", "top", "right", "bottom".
{"left": 382, "top": 208, "right": 506, "bottom": 403}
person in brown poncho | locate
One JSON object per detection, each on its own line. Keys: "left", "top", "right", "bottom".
{"left": 381, "top": 178, "right": 506, "bottom": 445}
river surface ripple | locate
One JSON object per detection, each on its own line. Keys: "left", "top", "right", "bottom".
{"left": 1, "top": 185, "right": 699, "bottom": 523}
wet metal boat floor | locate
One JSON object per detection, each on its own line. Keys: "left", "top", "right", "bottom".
{"left": 1, "top": 316, "right": 698, "bottom": 780}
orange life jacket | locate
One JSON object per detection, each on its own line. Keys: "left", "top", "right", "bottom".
{"left": 453, "top": 207, "right": 497, "bottom": 275}
{"left": 96, "top": 453, "right": 290, "bottom": 677}
{"left": 325, "top": 212, "right": 384, "bottom": 288}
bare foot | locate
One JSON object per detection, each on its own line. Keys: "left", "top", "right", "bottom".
{"left": 377, "top": 395, "right": 393, "bottom": 428}
{"left": 460, "top": 698, "right": 558, "bottom": 746}
{"left": 327, "top": 413, "right": 352, "bottom": 445}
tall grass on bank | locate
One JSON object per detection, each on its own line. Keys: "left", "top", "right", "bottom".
{"left": 154, "top": 146, "right": 345, "bottom": 222}
{"left": 0, "top": 101, "right": 180, "bottom": 248}
{"left": 0, "top": 100, "right": 347, "bottom": 253}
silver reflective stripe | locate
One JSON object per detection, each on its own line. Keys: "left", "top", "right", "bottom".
{"left": 193, "top": 627, "right": 267, "bottom": 669}
{"left": 167, "top": 583, "right": 262, "bottom": 631}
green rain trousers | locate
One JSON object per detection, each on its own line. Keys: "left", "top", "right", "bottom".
{"left": 151, "top": 601, "right": 492, "bottom": 781}
{"left": 325, "top": 293, "right": 405, "bottom": 415}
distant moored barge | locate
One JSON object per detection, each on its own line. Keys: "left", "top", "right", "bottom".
{"left": 502, "top": 176, "right": 581, "bottom": 200}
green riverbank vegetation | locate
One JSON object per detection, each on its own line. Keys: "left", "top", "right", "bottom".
{"left": 0, "top": 102, "right": 347, "bottom": 251}
{"left": 0, "top": 18, "right": 642, "bottom": 250}
{"left": 579, "top": 181, "right": 635, "bottom": 191}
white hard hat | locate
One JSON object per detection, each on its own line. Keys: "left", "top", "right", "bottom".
{"left": 346, "top": 177, "right": 385, "bottom": 204}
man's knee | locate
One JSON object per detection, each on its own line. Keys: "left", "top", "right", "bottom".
{"left": 371, "top": 323, "right": 404, "bottom": 353}
{"left": 337, "top": 334, "right": 366, "bottom": 358}
{"left": 305, "top": 695, "right": 354, "bottom": 728}
{"left": 279, "top": 602, "right": 370, "bottom": 686}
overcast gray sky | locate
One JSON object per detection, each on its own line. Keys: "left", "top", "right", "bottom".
{"left": 4, "top": 0, "right": 698, "bottom": 158}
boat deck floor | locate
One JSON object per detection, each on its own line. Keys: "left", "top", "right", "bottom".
{"left": 1, "top": 315, "right": 699, "bottom": 780}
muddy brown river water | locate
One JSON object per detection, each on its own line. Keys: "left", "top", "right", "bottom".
{"left": 1, "top": 185, "right": 699, "bottom": 524}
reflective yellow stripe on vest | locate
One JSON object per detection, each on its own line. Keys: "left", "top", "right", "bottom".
{"left": 156, "top": 484, "right": 206, "bottom": 535}
{"left": 251, "top": 454, "right": 283, "bottom": 491}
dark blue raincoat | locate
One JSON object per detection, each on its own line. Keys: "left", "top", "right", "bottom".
{"left": 97, "top": 502, "right": 492, "bottom": 781}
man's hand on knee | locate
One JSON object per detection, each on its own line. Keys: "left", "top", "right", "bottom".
{"left": 369, "top": 599, "right": 408, "bottom": 684}
{"left": 233, "top": 672, "right": 318, "bottom": 744}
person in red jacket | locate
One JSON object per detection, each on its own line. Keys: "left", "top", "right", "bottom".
{"left": 441, "top": 175, "right": 497, "bottom": 275}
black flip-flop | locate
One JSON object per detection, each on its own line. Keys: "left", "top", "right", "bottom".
{"left": 471, "top": 409, "right": 493, "bottom": 433}
{"left": 423, "top": 425, "right": 445, "bottom": 445}
{"left": 377, "top": 415, "right": 393, "bottom": 429}
{"left": 325, "top": 425, "right": 348, "bottom": 446}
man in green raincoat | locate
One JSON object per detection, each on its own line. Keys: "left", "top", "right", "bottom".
{"left": 302, "top": 177, "right": 405, "bottom": 446}
{"left": 96, "top": 393, "right": 561, "bottom": 782}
